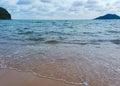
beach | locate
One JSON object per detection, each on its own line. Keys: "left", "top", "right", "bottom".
{"left": 0, "top": 20, "right": 120, "bottom": 86}
{"left": 1, "top": 44, "right": 120, "bottom": 86}
{"left": 0, "top": 69, "right": 78, "bottom": 86}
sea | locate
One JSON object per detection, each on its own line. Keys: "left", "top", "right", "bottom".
{"left": 0, "top": 20, "right": 120, "bottom": 86}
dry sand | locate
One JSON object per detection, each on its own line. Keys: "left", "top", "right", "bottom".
{"left": 0, "top": 69, "right": 78, "bottom": 86}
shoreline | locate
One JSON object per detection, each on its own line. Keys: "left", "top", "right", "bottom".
{"left": 0, "top": 68, "right": 81, "bottom": 86}
{"left": 0, "top": 67, "right": 85, "bottom": 86}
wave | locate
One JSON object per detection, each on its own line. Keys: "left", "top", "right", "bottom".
{"left": 27, "top": 37, "right": 45, "bottom": 41}
{"left": 44, "top": 40, "right": 59, "bottom": 44}
{"left": 107, "top": 30, "right": 120, "bottom": 34}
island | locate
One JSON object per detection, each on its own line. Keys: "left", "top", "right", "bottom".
{"left": 0, "top": 7, "right": 11, "bottom": 20}
{"left": 94, "top": 14, "right": 120, "bottom": 19}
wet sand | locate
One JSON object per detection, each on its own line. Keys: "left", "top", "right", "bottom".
{"left": 0, "top": 69, "right": 77, "bottom": 86}
{"left": 1, "top": 44, "right": 120, "bottom": 86}
{"left": 6, "top": 57, "right": 120, "bottom": 86}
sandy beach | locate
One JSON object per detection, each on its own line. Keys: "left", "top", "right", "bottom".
{"left": 2, "top": 51, "right": 120, "bottom": 86}
{"left": 0, "top": 69, "right": 79, "bottom": 86}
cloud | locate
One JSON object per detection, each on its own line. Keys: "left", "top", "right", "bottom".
{"left": 17, "top": 0, "right": 33, "bottom": 5}
{"left": 40, "top": 0, "right": 51, "bottom": 3}
{"left": 0, "top": 0, "right": 120, "bottom": 19}
{"left": 72, "top": 1, "right": 84, "bottom": 7}
{"left": 85, "top": 0, "right": 100, "bottom": 9}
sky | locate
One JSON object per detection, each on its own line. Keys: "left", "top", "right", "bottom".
{"left": 0, "top": 0, "right": 120, "bottom": 19}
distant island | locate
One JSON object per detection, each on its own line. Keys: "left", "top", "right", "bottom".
{"left": 95, "top": 14, "right": 120, "bottom": 19}
{"left": 0, "top": 7, "right": 11, "bottom": 20}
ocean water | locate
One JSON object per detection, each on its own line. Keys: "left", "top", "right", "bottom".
{"left": 0, "top": 20, "right": 120, "bottom": 86}
{"left": 0, "top": 20, "right": 120, "bottom": 45}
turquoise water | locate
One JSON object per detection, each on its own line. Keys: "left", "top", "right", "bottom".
{"left": 0, "top": 20, "right": 120, "bottom": 45}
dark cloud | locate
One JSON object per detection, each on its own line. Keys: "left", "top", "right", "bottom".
{"left": 72, "top": 1, "right": 83, "bottom": 7}
{"left": 85, "top": 0, "right": 101, "bottom": 11}
{"left": 40, "top": 0, "right": 51, "bottom": 3}
{"left": 87, "top": 0, "right": 98, "bottom": 4}
{"left": 17, "top": 0, "right": 32, "bottom": 5}
{"left": 85, "top": 0, "right": 98, "bottom": 7}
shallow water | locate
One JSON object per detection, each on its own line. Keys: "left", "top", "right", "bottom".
{"left": 0, "top": 20, "right": 120, "bottom": 86}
